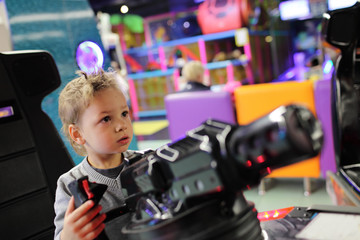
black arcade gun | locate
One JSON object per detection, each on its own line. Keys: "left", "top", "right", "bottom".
{"left": 0, "top": 51, "right": 74, "bottom": 239}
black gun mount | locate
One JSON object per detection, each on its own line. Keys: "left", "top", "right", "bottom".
{"left": 117, "top": 104, "right": 323, "bottom": 240}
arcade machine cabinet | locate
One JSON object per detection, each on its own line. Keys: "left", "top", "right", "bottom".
{"left": 323, "top": 2, "right": 360, "bottom": 206}
{"left": 260, "top": 4, "right": 360, "bottom": 239}
{"left": 0, "top": 51, "right": 74, "bottom": 239}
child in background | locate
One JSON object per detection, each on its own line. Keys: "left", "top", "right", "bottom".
{"left": 178, "top": 60, "right": 211, "bottom": 92}
{"left": 54, "top": 69, "right": 148, "bottom": 240}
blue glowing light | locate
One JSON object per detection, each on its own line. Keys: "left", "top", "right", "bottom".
{"left": 76, "top": 41, "right": 104, "bottom": 73}
{"left": 323, "top": 60, "right": 334, "bottom": 74}
{"left": 145, "top": 208, "right": 154, "bottom": 217}
{"left": 285, "top": 70, "right": 295, "bottom": 79}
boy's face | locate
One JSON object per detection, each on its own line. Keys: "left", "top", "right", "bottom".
{"left": 75, "top": 87, "right": 133, "bottom": 161}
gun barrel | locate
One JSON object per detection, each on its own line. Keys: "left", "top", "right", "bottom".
{"left": 228, "top": 105, "right": 323, "bottom": 181}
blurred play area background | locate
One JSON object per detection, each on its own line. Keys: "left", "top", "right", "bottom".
{"left": 86, "top": 0, "right": 345, "bottom": 151}
{"left": 2, "top": 0, "right": 359, "bottom": 211}
{"left": 88, "top": 0, "right": 343, "bottom": 164}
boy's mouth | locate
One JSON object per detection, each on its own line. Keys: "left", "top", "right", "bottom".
{"left": 118, "top": 136, "right": 129, "bottom": 145}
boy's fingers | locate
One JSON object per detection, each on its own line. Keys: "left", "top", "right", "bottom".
{"left": 80, "top": 213, "right": 107, "bottom": 238}
{"left": 72, "top": 203, "right": 102, "bottom": 232}
{"left": 78, "top": 204, "right": 102, "bottom": 224}
{"left": 64, "top": 196, "right": 75, "bottom": 217}
{"left": 68, "top": 200, "right": 95, "bottom": 223}
{"left": 83, "top": 222, "right": 106, "bottom": 240}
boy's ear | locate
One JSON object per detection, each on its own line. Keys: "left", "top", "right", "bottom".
{"left": 69, "top": 124, "right": 85, "bottom": 145}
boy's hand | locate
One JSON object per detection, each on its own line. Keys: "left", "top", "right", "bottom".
{"left": 61, "top": 196, "right": 107, "bottom": 240}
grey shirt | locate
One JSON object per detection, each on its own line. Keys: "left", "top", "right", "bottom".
{"left": 54, "top": 150, "right": 148, "bottom": 240}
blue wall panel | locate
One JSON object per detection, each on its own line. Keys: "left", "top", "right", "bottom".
{"left": 5, "top": 0, "right": 110, "bottom": 164}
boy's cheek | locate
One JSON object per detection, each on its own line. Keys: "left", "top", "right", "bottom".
{"left": 129, "top": 133, "right": 134, "bottom": 143}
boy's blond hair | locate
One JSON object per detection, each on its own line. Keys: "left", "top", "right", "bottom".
{"left": 58, "top": 69, "right": 123, "bottom": 156}
{"left": 181, "top": 60, "right": 204, "bottom": 83}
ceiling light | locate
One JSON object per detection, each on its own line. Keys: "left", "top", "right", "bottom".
{"left": 120, "top": 5, "right": 129, "bottom": 14}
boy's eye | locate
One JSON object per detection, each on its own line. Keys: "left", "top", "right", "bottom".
{"left": 122, "top": 111, "right": 129, "bottom": 117}
{"left": 102, "top": 116, "right": 111, "bottom": 122}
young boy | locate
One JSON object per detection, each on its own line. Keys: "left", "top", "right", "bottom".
{"left": 54, "top": 69, "right": 146, "bottom": 240}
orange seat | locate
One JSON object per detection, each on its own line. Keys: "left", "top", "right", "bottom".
{"left": 234, "top": 81, "right": 320, "bottom": 178}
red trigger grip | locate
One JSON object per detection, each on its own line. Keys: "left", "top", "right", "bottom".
{"left": 81, "top": 179, "right": 94, "bottom": 200}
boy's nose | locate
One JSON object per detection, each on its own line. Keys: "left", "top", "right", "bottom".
{"left": 115, "top": 121, "right": 126, "bottom": 133}
{"left": 115, "top": 124, "right": 122, "bottom": 132}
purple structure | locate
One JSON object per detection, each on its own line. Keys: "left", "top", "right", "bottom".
{"left": 165, "top": 91, "right": 236, "bottom": 141}
{"left": 314, "top": 79, "right": 337, "bottom": 176}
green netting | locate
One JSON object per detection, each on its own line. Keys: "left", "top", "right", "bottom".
{"left": 123, "top": 14, "right": 144, "bottom": 33}
{"left": 110, "top": 14, "right": 122, "bottom": 25}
